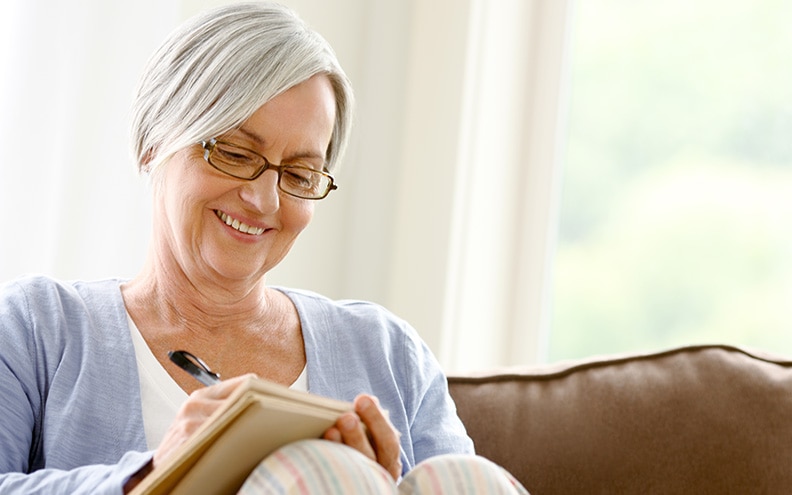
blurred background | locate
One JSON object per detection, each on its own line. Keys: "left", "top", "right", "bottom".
{"left": 1, "top": 0, "right": 790, "bottom": 371}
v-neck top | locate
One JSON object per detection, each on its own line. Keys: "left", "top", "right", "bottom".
{"left": 0, "top": 276, "right": 473, "bottom": 493}
{"left": 126, "top": 313, "right": 308, "bottom": 449}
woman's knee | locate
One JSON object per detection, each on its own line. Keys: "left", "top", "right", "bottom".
{"left": 238, "top": 439, "right": 397, "bottom": 495}
{"left": 398, "top": 454, "right": 529, "bottom": 495}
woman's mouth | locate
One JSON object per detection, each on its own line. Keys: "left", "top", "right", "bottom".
{"left": 214, "top": 210, "right": 266, "bottom": 236}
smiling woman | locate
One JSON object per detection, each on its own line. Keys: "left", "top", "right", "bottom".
{"left": 1, "top": 0, "right": 576, "bottom": 375}
{"left": 0, "top": 2, "right": 528, "bottom": 494}
{"left": 138, "top": 74, "right": 333, "bottom": 285}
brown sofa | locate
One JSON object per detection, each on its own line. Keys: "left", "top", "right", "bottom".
{"left": 447, "top": 344, "right": 792, "bottom": 494}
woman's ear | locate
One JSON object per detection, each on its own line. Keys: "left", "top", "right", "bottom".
{"left": 140, "top": 147, "right": 157, "bottom": 174}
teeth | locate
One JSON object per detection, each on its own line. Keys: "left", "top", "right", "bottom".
{"left": 215, "top": 210, "right": 265, "bottom": 235}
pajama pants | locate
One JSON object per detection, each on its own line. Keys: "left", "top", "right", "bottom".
{"left": 237, "top": 439, "right": 529, "bottom": 494}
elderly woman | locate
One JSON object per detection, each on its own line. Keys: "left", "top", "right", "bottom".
{"left": 0, "top": 3, "right": 528, "bottom": 494}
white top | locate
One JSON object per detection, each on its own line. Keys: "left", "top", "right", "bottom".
{"left": 127, "top": 314, "right": 307, "bottom": 449}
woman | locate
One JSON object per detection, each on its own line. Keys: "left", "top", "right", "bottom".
{"left": 0, "top": 3, "right": 527, "bottom": 494}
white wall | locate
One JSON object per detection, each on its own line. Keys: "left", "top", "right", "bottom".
{"left": 0, "top": 0, "right": 572, "bottom": 372}
{"left": 0, "top": 0, "right": 174, "bottom": 282}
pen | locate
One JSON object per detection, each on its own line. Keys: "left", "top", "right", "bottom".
{"left": 168, "top": 350, "right": 222, "bottom": 386}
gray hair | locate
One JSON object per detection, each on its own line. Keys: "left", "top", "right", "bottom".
{"left": 130, "top": 1, "right": 354, "bottom": 176}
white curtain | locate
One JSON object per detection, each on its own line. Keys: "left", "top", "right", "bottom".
{"left": 0, "top": 0, "right": 178, "bottom": 281}
{"left": 0, "top": 0, "right": 571, "bottom": 372}
{"left": 379, "top": 0, "right": 572, "bottom": 370}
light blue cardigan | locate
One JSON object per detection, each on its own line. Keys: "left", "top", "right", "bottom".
{"left": 0, "top": 276, "right": 473, "bottom": 494}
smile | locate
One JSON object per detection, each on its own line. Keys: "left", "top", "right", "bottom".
{"left": 214, "top": 210, "right": 266, "bottom": 236}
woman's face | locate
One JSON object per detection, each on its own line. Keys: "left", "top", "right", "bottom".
{"left": 153, "top": 74, "right": 336, "bottom": 285}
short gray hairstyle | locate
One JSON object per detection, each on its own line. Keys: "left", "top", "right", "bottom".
{"left": 130, "top": 1, "right": 354, "bottom": 175}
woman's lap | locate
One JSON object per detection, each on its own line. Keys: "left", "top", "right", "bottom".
{"left": 237, "top": 440, "right": 529, "bottom": 495}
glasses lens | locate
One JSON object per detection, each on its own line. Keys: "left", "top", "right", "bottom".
{"left": 209, "top": 142, "right": 264, "bottom": 179}
{"left": 280, "top": 167, "right": 333, "bottom": 199}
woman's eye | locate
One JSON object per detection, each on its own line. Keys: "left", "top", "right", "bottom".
{"left": 283, "top": 169, "right": 320, "bottom": 190}
{"left": 218, "top": 150, "right": 249, "bottom": 162}
{"left": 214, "top": 146, "right": 258, "bottom": 167}
{"left": 284, "top": 170, "right": 312, "bottom": 184}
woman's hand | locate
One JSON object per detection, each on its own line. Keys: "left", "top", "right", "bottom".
{"left": 152, "top": 374, "right": 254, "bottom": 468}
{"left": 322, "top": 394, "right": 403, "bottom": 480}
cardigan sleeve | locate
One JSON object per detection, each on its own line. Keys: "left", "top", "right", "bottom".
{"left": 399, "top": 322, "right": 476, "bottom": 461}
{"left": 0, "top": 452, "right": 153, "bottom": 495}
{"left": 0, "top": 278, "right": 152, "bottom": 494}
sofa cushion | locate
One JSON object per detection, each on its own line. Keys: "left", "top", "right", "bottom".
{"left": 447, "top": 344, "right": 792, "bottom": 494}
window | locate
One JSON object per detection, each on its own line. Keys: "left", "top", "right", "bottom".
{"left": 550, "top": 0, "right": 792, "bottom": 361}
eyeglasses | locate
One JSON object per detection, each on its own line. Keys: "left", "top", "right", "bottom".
{"left": 200, "top": 138, "right": 338, "bottom": 200}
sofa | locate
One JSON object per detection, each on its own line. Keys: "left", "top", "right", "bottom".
{"left": 446, "top": 344, "right": 792, "bottom": 494}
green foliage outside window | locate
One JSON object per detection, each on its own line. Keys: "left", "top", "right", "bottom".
{"left": 550, "top": 0, "right": 792, "bottom": 361}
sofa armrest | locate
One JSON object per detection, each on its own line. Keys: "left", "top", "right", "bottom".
{"left": 447, "top": 344, "right": 792, "bottom": 494}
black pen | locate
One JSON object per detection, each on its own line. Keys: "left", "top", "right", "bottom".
{"left": 168, "top": 350, "right": 222, "bottom": 387}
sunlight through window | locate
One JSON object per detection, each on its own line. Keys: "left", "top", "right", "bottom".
{"left": 550, "top": 0, "right": 792, "bottom": 361}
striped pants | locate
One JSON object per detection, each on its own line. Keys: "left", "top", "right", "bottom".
{"left": 237, "top": 439, "right": 529, "bottom": 494}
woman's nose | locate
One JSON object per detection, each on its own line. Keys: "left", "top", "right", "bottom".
{"left": 240, "top": 169, "right": 280, "bottom": 213}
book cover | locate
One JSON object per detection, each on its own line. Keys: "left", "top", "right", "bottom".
{"left": 130, "top": 376, "right": 354, "bottom": 495}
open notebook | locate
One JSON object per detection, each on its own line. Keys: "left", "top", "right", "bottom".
{"left": 130, "top": 376, "right": 353, "bottom": 495}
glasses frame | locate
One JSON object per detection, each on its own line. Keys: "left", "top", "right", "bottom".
{"left": 200, "top": 138, "right": 338, "bottom": 200}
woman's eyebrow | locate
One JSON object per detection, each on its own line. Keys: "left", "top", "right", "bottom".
{"left": 234, "top": 127, "right": 266, "bottom": 146}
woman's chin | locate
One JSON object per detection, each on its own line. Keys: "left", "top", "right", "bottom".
{"left": 202, "top": 257, "right": 270, "bottom": 285}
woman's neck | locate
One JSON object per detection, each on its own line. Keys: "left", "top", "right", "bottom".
{"left": 122, "top": 249, "right": 273, "bottom": 336}
{"left": 121, "top": 247, "right": 305, "bottom": 388}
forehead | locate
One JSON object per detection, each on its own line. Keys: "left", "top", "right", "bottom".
{"left": 229, "top": 75, "right": 336, "bottom": 161}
